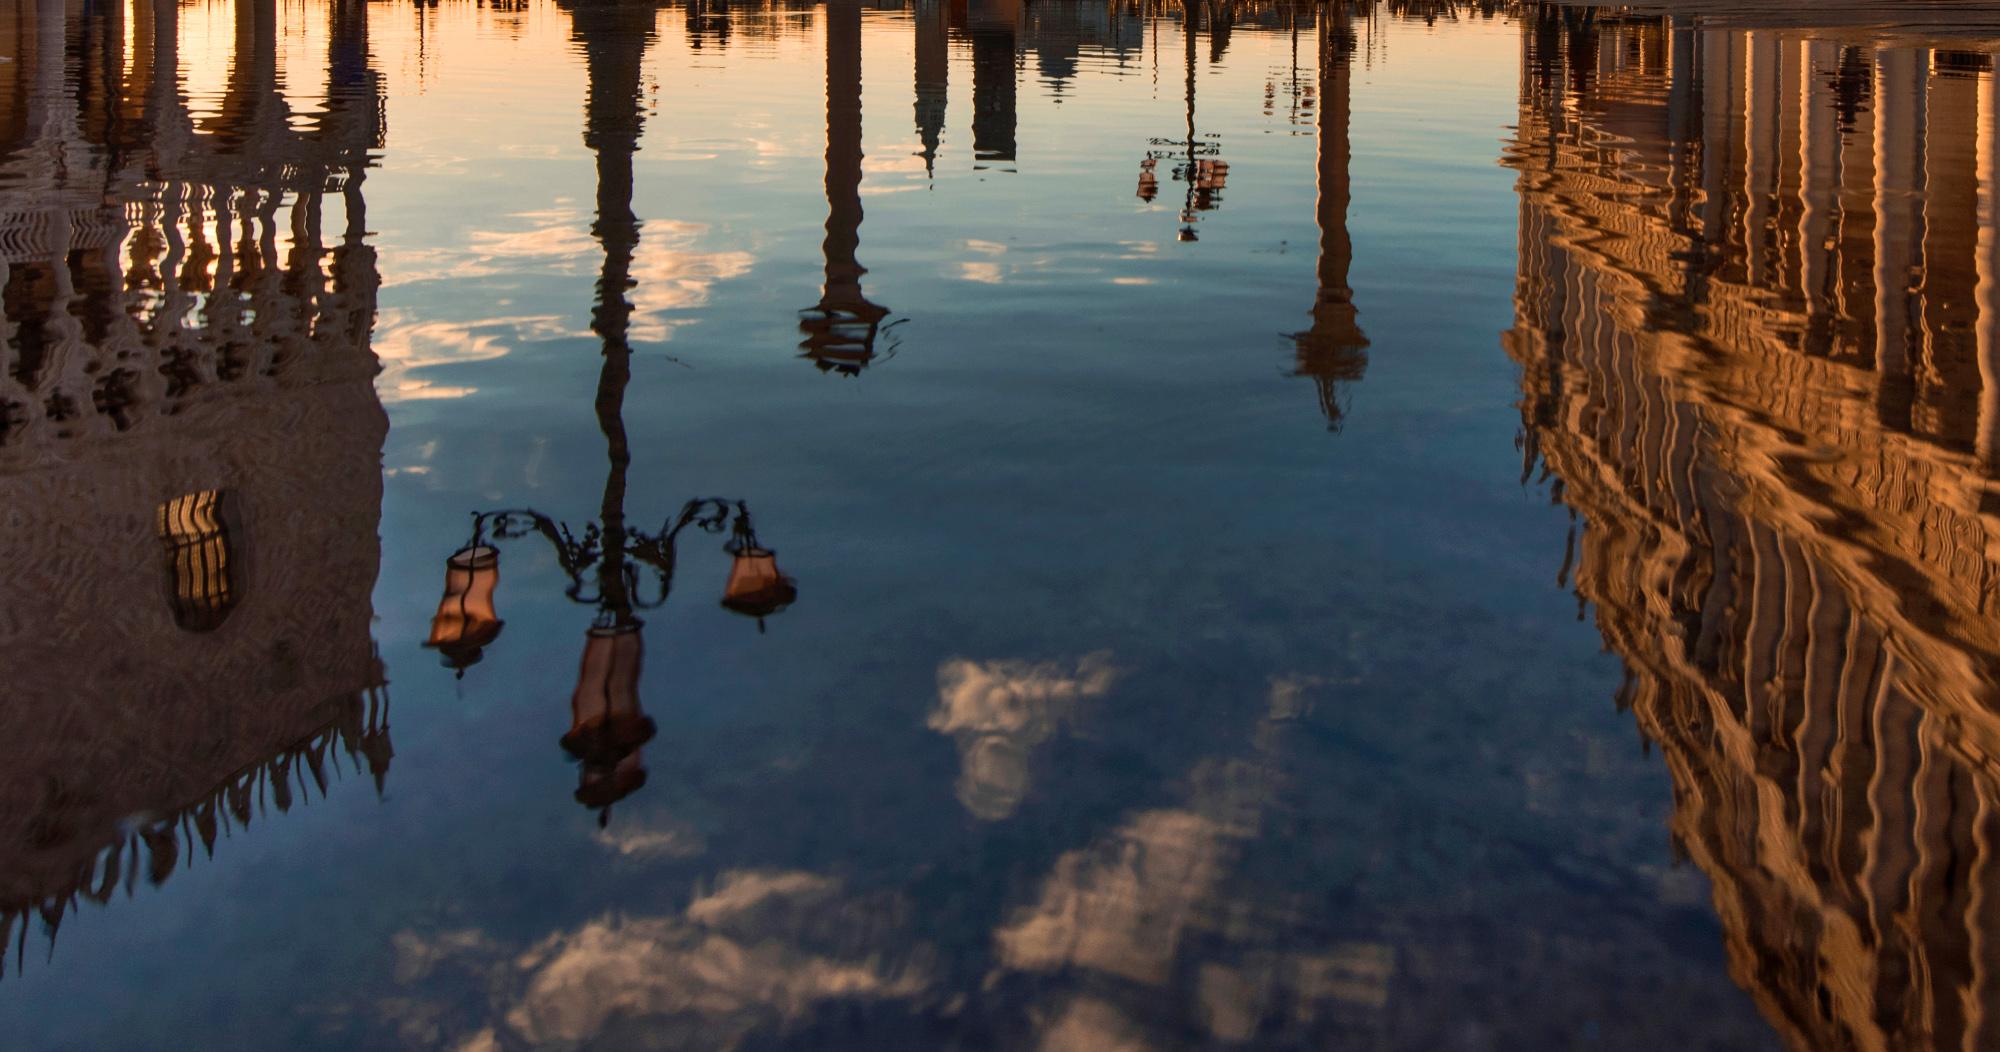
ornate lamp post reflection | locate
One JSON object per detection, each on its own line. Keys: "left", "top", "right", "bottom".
{"left": 423, "top": 0, "right": 797, "bottom": 825}
{"left": 424, "top": 499, "right": 797, "bottom": 824}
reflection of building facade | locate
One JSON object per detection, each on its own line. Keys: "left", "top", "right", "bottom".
{"left": 0, "top": 0, "right": 389, "bottom": 966}
{"left": 1505, "top": 12, "right": 2000, "bottom": 1049}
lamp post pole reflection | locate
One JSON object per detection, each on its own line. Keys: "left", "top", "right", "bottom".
{"left": 1290, "top": 0, "right": 1369, "bottom": 430}
{"left": 799, "top": 0, "right": 893, "bottom": 375}
{"left": 425, "top": 0, "right": 799, "bottom": 825}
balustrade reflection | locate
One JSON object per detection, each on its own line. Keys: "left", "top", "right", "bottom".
{"left": 1506, "top": 9, "right": 2000, "bottom": 1050}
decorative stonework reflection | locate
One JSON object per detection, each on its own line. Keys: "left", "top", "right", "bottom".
{"left": 0, "top": 0, "right": 390, "bottom": 977}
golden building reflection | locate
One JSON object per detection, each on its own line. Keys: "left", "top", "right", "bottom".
{"left": 1505, "top": 10, "right": 2000, "bottom": 1049}
{"left": 0, "top": 0, "right": 390, "bottom": 972}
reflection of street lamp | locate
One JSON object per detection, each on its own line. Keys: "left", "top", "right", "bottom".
{"left": 1291, "top": 2, "right": 1369, "bottom": 431}
{"left": 424, "top": 544, "right": 503, "bottom": 674}
{"left": 428, "top": 498, "right": 795, "bottom": 824}
{"left": 432, "top": 0, "right": 799, "bottom": 825}
{"left": 800, "top": 0, "right": 896, "bottom": 376}
{"left": 563, "top": 622, "right": 653, "bottom": 824}
{"left": 1140, "top": 1, "right": 1228, "bottom": 242}
{"left": 721, "top": 541, "right": 798, "bottom": 627}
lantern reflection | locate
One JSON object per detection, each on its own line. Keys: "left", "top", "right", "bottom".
{"left": 428, "top": 499, "right": 796, "bottom": 823}
{"left": 561, "top": 623, "right": 655, "bottom": 824}
{"left": 424, "top": 545, "right": 504, "bottom": 674}
{"left": 721, "top": 545, "right": 798, "bottom": 625}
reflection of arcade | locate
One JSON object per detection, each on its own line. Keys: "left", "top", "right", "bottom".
{"left": 1290, "top": 0, "right": 1368, "bottom": 429}
{"left": 799, "top": 0, "right": 895, "bottom": 375}
{"left": 427, "top": 0, "right": 798, "bottom": 825}
{"left": 1138, "top": 1, "right": 1231, "bottom": 242}
{"left": 1507, "top": 12, "right": 2000, "bottom": 1049}
{"left": 0, "top": 0, "right": 390, "bottom": 973}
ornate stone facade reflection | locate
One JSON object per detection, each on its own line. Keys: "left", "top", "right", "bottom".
{"left": 1506, "top": 10, "right": 2000, "bottom": 1049}
{"left": 0, "top": 0, "right": 389, "bottom": 969}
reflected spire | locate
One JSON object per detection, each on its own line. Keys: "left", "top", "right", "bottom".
{"left": 1291, "top": 2, "right": 1368, "bottom": 430}
{"left": 915, "top": 0, "right": 949, "bottom": 177}
{"left": 800, "top": 0, "right": 891, "bottom": 375}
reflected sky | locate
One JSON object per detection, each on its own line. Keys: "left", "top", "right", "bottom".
{"left": 3, "top": 1, "right": 1999, "bottom": 1049}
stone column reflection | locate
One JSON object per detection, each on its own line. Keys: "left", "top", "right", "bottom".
{"left": 1978, "top": 60, "right": 2000, "bottom": 470}
{"left": 1801, "top": 39, "right": 1839, "bottom": 333}
{"left": 1874, "top": 46, "right": 1926, "bottom": 426}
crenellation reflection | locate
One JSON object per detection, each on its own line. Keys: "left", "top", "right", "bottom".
{"left": 1508, "top": 9, "right": 2000, "bottom": 1049}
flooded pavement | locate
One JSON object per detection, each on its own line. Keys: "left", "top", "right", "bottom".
{"left": 1, "top": 1, "right": 1998, "bottom": 1049}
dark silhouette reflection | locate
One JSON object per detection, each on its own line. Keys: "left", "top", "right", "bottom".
{"left": 0, "top": 0, "right": 390, "bottom": 975}
{"left": 1291, "top": 1, "right": 1366, "bottom": 428}
{"left": 966, "top": 0, "right": 1019, "bottom": 166}
{"left": 799, "top": 0, "right": 893, "bottom": 375}
{"left": 913, "top": 0, "right": 948, "bottom": 177}
{"left": 434, "top": 0, "right": 797, "bottom": 824}
{"left": 1507, "top": 10, "right": 2000, "bottom": 1049}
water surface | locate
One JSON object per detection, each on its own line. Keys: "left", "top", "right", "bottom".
{"left": 3, "top": 2, "right": 1999, "bottom": 1049}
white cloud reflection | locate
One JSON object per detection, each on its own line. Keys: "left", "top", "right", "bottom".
{"left": 372, "top": 213, "right": 752, "bottom": 399}
{"left": 372, "top": 311, "right": 575, "bottom": 402}
{"left": 928, "top": 652, "right": 1116, "bottom": 820}
{"left": 392, "top": 869, "right": 927, "bottom": 1051}
{"left": 992, "top": 679, "right": 1396, "bottom": 1044}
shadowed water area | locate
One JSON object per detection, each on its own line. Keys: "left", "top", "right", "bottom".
{"left": 4, "top": 0, "right": 2000, "bottom": 1048}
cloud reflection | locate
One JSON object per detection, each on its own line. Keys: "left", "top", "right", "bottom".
{"left": 928, "top": 652, "right": 1116, "bottom": 820}
{"left": 373, "top": 311, "right": 574, "bottom": 401}
{"left": 395, "top": 870, "right": 926, "bottom": 1051}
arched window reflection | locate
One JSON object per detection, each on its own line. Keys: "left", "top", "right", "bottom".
{"left": 156, "top": 490, "right": 238, "bottom": 632}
